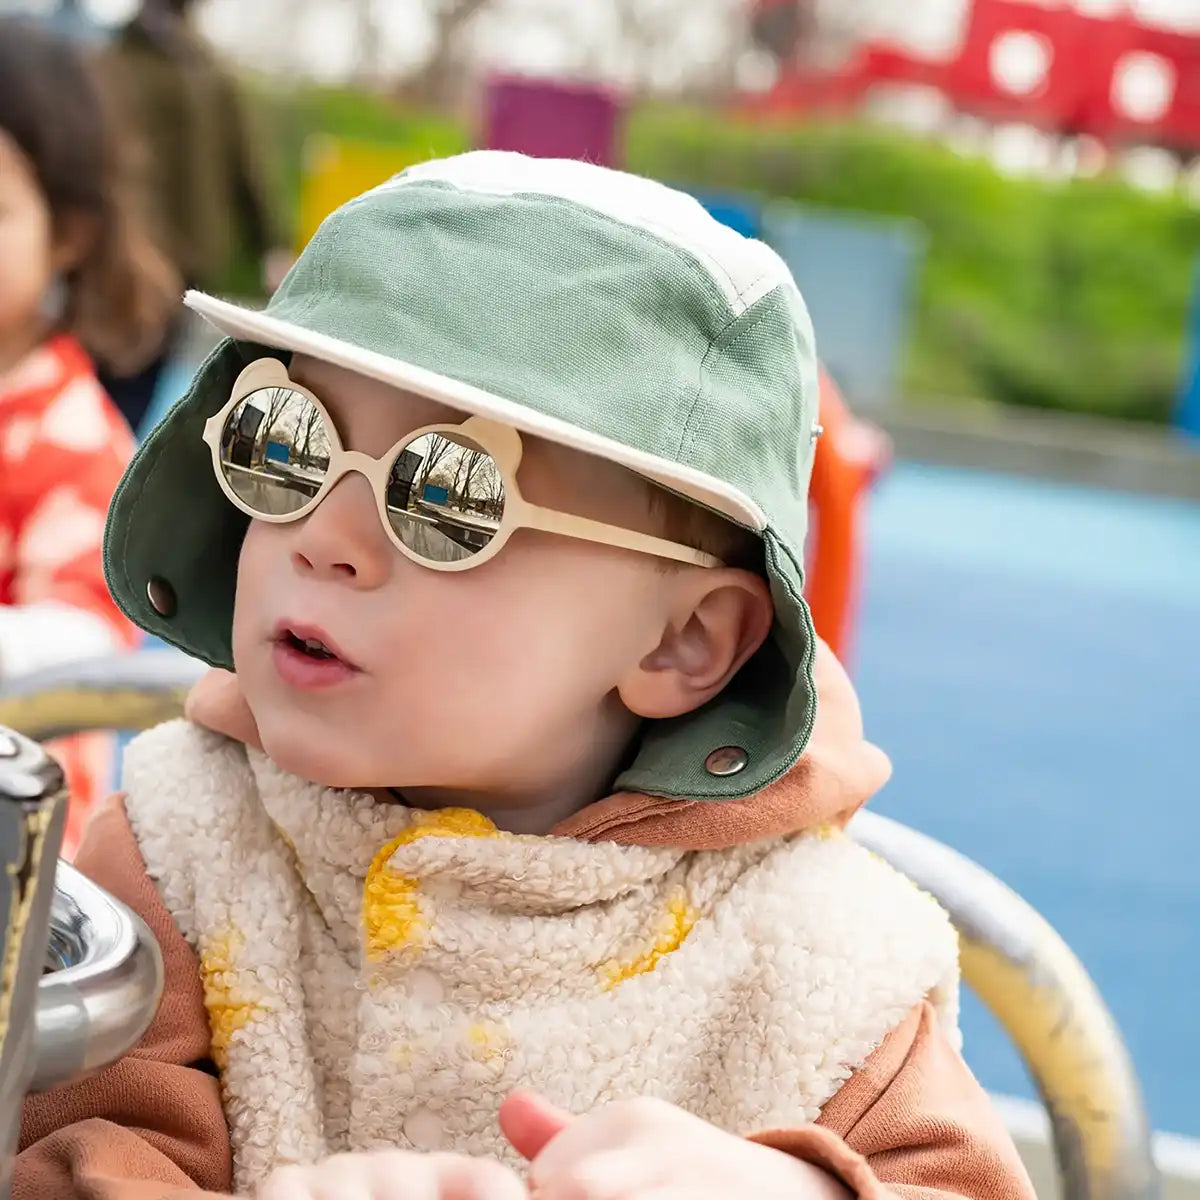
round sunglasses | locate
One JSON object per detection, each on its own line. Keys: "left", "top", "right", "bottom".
{"left": 203, "top": 359, "right": 724, "bottom": 573}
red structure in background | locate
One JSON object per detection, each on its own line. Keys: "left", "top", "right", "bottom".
{"left": 750, "top": 0, "right": 1200, "bottom": 154}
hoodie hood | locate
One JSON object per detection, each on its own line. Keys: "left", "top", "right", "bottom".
{"left": 183, "top": 638, "right": 890, "bottom": 853}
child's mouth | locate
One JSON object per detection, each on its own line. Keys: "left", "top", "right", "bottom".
{"left": 272, "top": 622, "right": 361, "bottom": 689}
{"left": 286, "top": 632, "right": 336, "bottom": 659}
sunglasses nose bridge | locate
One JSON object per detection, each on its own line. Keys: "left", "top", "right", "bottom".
{"left": 337, "top": 449, "right": 380, "bottom": 479}
{"left": 316, "top": 449, "right": 386, "bottom": 510}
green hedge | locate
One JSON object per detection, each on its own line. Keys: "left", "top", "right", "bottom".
{"left": 215, "top": 83, "right": 466, "bottom": 297}
{"left": 262, "top": 84, "right": 470, "bottom": 231}
{"left": 246, "top": 86, "right": 1200, "bottom": 424}
{"left": 627, "top": 110, "right": 1200, "bottom": 424}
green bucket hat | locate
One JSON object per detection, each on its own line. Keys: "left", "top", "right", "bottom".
{"left": 104, "top": 151, "right": 822, "bottom": 803}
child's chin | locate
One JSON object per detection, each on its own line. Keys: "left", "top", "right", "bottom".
{"left": 258, "top": 724, "right": 367, "bottom": 790}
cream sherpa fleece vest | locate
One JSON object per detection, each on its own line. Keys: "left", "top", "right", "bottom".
{"left": 123, "top": 721, "right": 961, "bottom": 1195}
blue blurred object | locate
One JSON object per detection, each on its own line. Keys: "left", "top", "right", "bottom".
{"left": 689, "top": 189, "right": 764, "bottom": 240}
{"left": 19, "top": 0, "right": 107, "bottom": 44}
{"left": 692, "top": 188, "right": 923, "bottom": 411}
{"left": 138, "top": 359, "right": 194, "bottom": 440}
{"left": 762, "top": 202, "right": 925, "bottom": 409}
{"left": 1177, "top": 258, "right": 1200, "bottom": 438}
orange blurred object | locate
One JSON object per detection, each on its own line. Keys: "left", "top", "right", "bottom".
{"left": 806, "top": 368, "right": 892, "bottom": 665}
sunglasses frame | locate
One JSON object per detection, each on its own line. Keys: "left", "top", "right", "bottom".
{"left": 203, "top": 358, "right": 723, "bottom": 573}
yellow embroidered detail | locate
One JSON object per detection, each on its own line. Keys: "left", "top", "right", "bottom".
{"left": 388, "top": 1041, "right": 413, "bottom": 1068}
{"left": 465, "top": 1021, "right": 509, "bottom": 1063}
{"left": 600, "top": 890, "right": 698, "bottom": 990}
{"left": 200, "top": 926, "right": 266, "bottom": 1071}
{"left": 812, "top": 822, "right": 843, "bottom": 840}
{"left": 362, "top": 808, "right": 498, "bottom": 961}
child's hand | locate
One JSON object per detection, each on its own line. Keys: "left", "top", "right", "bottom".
{"left": 500, "top": 1092, "right": 851, "bottom": 1200}
{"left": 255, "top": 1150, "right": 527, "bottom": 1200}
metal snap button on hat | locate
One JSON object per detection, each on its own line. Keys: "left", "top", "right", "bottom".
{"left": 403, "top": 1106, "right": 446, "bottom": 1151}
{"left": 146, "top": 576, "right": 177, "bottom": 618}
{"left": 705, "top": 746, "right": 748, "bottom": 777}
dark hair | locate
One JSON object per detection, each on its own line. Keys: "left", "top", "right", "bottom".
{"left": 0, "top": 17, "right": 179, "bottom": 374}
{"left": 132, "top": 0, "right": 202, "bottom": 60}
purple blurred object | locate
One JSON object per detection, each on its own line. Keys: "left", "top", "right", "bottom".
{"left": 484, "top": 76, "right": 622, "bottom": 167}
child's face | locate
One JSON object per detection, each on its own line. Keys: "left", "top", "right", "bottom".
{"left": 0, "top": 130, "right": 93, "bottom": 368}
{"left": 0, "top": 131, "right": 53, "bottom": 359}
{"left": 232, "top": 356, "right": 745, "bottom": 815}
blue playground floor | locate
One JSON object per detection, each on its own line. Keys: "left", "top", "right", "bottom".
{"left": 856, "top": 462, "right": 1200, "bottom": 1137}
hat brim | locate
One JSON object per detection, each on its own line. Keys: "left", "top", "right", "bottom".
{"left": 185, "top": 291, "right": 767, "bottom": 533}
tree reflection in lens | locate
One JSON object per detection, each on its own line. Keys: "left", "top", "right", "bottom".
{"left": 385, "top": 431, "right": 505, "bottom": 562}
{"left": 219, "top": 387, "right": 332, "bottom": 516}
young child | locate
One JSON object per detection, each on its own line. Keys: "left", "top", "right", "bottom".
{"left": 0, "top": 18, "right": 178, "bottom": 853}
{"left": 17, "top": 153, "right": 1034, "bottom": 1200}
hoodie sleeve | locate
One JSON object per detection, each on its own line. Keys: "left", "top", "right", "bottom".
{"left": 16, "top": 796, "right": 234, "bottom": 1200}
{"left": 750, "top": 1003, "right": 1036, "bottom": 1200}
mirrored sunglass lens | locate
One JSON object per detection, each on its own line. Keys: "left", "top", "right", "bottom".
{"left": 385, "top": 431, "right": 505, "bottom": 563}
{"left": 217, "top": 387, "right": 332, "bottom": 516}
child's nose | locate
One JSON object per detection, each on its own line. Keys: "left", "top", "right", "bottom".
{"left": 289, "top": 473, "right": 392, "bottom": 588}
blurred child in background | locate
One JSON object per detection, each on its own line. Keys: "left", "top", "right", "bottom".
{"left": 0, "top": 16, "right": 180, "bottom": 853}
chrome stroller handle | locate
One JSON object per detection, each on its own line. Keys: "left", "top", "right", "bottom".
{"left": 33, "top": 860, "right": 163, "bottom": 1092}
{"left": 0, "top": 727, "right": 163, "bottom": 1200}
{"left": 0, "top": 726, "right": 69, "bottom": 1197}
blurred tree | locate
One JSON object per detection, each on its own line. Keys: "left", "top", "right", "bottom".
{"left": 750, "top": 0, "right": 812, "bottom": 63}
{"left": 199, "top": 0, "right": 758, "bottom": 106}
{"left": 402, "top": 0, "right": 494, "bottom": 107}
{"left": 606, "top": 0, "right": 753, "bottom": 101}
{"left": 751, "top": 0, "right": 882, "bottom": 70}
{"left": 350, "top": 0, "right": 383, "bottom": 85}
{"left": 383, "top": 0, "right": 754, "bottom": 107}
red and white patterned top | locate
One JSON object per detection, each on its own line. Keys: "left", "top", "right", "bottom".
{"left": 0, "top": 333, "right": 138, "bottom": 676}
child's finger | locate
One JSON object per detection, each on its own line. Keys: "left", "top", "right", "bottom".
{"left": 498, "top": 1090, "right": 574, "bottom": 1162}
{"left": 428, "top": 1153, "right": 530, "bottom": 1200}
{"left": 528, "top": 1148, "right": 655, "bottom": 1200}
{"left": 255, "top": 1163, "right": 338, "bottom": 1200}
{"left": 256, "top": 1153, "right": 529, "bottom": 1200}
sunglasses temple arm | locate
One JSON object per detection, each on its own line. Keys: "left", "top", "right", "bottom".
{"left": 517, "top": 502, "right": 723, "bottom": 569}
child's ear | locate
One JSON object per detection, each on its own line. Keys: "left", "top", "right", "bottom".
{"left": 617, "top": 569, "right": 773, "bottom": 721}
{"left": 51, "top": 207, "right": 100, "bottom": 274}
